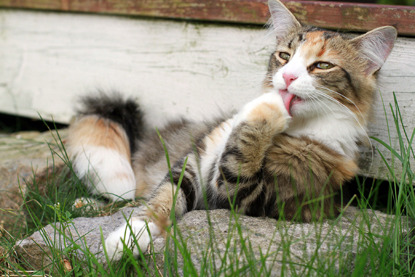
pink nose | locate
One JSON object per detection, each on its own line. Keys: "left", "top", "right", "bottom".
{"left": 282, "top": 73, "right": 298, "bottom": 88}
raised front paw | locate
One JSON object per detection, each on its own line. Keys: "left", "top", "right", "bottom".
{"left": 236, "top": 92, "right": 291, "bottom": 132}
{"left": 105, "top": 218, "right": 160, "bottom": 260}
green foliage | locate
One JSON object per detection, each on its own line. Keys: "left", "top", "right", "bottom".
{"left": 377, "top": 0, "right": 415, "bottom": 6}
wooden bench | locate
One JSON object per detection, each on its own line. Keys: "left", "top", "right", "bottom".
{"left": 1, "top": 0, "right": 414, "bottom": 179}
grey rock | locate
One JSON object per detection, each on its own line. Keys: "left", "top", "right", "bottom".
{"left": 14, "top": 207, "right": 140, "bottom": 270}
{"left": 164, "top": 207, "right": 408, "bottom": 276}
{"left": 14, "top": 206, "right": 412, "bottom": 275}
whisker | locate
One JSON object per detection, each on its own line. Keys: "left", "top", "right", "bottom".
{"left": 312, "top": 88, "right": 374, "bottom": 170}
{"left": 313, "top": 90, "right": 368, "bottom": 136}
{"left": 315, "top": 85, "right": 366, "bottom": 122}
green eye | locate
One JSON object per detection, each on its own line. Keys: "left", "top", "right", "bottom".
{"left": 279, "top": 52, "right": 291, "bottom": 61}
{"left": 315, "top": 62, "right": 334, "bottom": 70}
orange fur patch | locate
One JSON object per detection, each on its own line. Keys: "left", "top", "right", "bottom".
{"left": 301, "top": 32, "right": 326, "bottom": 61}
{"left": 69, "top": 115, "right": 131, "bottom": 160}
{"left": 317, "top": 47, "right": 326, "bottom": 57}
{"left": 304, "top": 31, "right": 325, "bottom": 46}
{"left": 301, "top": 31, "right": 342, "bottom": 64}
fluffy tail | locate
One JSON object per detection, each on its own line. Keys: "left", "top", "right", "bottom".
{"left": 67, "top": 93, "right": 144, "bottom": 201}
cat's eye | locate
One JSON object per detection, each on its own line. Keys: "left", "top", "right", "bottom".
{"left": 279, "top": 52, "right": 291, "bottom": 61}
{"left": 315, "top": 62, "right": 334, "bottom": 70}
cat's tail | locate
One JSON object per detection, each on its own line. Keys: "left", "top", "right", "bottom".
{"left": 66, "top": 93, "right": 144, "bottom": 201}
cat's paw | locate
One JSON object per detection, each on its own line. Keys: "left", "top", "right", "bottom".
{"left": 236, "top": 92, "right": 291, "bottom": 132}
{"left": 105, "top": 219, "right": 160, "bottom": 260}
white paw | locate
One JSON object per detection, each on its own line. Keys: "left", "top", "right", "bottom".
{"left": 234, "top": 92, "right": 291, "bottom": 128}
{"left": 105, "top": 219, "right": 160, "bottom": 260}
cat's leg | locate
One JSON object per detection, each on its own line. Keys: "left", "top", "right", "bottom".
{"left": 67, "top": 116, "right": 137, "bottom": 201}
{"left": 105, "top": 158, "right": 200, "bottom": 260}
{"left": 66, "top": 95, "right": 143, "bottom": 202}
{"left": 210, "top": 91, "right": 291, "bottom": 213}
{"left": 220, "top": 91, "right": 290, "bottom": 180}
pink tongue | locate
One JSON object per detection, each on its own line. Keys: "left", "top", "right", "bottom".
{"left": 279, "top": 90, "right": 296, "bottom": 115}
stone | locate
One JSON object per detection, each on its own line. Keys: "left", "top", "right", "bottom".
{"left": 13, "top": 206, "right": 412, "bottom": 275}
{"left": 162, "top": 207, "right": 410, "bottom": 275}
{"left": 14, "top": 207, "right": 139, "bottom": 270}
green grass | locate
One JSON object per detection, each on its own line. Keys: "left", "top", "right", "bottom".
{"left": 0, "top": 96, "right": 414, "bottom": 276}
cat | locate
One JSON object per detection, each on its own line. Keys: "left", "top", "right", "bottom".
{"left": 66, "top": 0, "right": 396, "bottom": 260}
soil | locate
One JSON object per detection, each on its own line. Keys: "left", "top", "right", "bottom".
{"left": 0, "top": 130, "right": 67, "bottom": 236}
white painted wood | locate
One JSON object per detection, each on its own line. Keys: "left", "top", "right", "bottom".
{"left": 0, "top": 10, "right": 271, "bottom": 126}
{"left": 0, "top": 10, "right": 414, "bottom": 179}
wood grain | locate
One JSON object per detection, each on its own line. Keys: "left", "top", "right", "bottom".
{"left": 0, "top": 10, "right": 414, "bottom": 178}
{"left": 0, "top": 0, "right": 415, "bottom": 36}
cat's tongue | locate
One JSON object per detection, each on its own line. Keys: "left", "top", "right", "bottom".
{"left": 279, "top": 90, "right": 300, "bottom": 116}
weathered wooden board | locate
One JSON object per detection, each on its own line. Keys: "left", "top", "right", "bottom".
{"left": 0, "top": 10, "right": 271, "bottom": 126}
{"left": 1, "top": 0, "right": 415, "bottom": 35}
{"left": 0, "top": 10, "right": 414, "bottom": 179}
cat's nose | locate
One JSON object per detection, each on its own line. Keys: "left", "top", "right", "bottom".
{"left": 282, "top": 73, "right": 298, "bottom": 88}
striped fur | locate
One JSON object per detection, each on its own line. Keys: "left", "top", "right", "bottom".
{"left": 66, "top": 0, "right": 396, "bottom": 260}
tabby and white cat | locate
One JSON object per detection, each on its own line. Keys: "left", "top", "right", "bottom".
{"left": 66, "top": 0, "right": 396, "bottom": 260}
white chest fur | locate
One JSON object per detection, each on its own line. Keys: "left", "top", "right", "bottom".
{"left": 285, "top": 113, "right": 366, "bottom": 160}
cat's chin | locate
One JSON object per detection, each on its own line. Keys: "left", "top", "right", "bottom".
{"left": 288, "top": 103, "right": 320, "bottom": 120}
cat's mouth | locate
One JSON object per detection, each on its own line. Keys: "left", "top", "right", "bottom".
{"left": 279, "top": 89, "right": 303, "bottom": 116}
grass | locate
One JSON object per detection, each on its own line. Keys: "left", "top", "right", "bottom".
{"left": 0, "top": 96, "right": 414, "bottom": 276}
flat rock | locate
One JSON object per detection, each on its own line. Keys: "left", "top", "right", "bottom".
{"left": 14, "top": 206, "right": 412, "bottom": 275}
{"left": 14, "top": 207, "right": 140, "bottom": 270}
{"left": 162, "top": 207, "right": 410, "bottom": 275}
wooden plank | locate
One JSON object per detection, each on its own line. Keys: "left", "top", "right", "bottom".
{"left": 284, "top": 1, "right": 415, "bottom": 36}
{"left": 0, "top": 10, "right": 414, "bottom": 179}
{"left": 0, "top": 0, "right": 415, "bottom": 36}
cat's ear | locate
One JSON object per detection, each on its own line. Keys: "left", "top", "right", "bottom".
{"left": 268, "top": 0, "right": 301, "bottom": 43}
{"left": 351, "top": 26, "right": 397, "bottom": 75}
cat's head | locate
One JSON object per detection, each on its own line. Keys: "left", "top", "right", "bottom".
{"left": 264, "top": 0, "right": 396, "bottom": 124}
